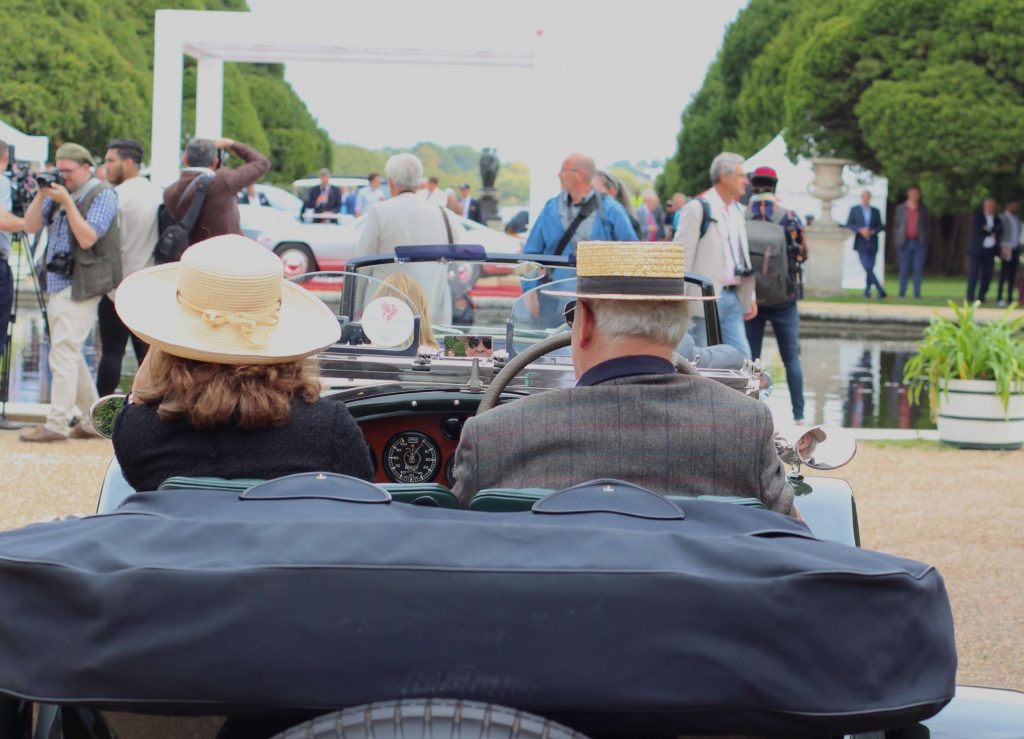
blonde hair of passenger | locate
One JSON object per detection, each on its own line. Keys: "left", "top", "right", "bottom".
{"left": 373, "top": 273, "right": 439, "bottom": 351}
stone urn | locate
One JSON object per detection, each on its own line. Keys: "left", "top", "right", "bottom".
{"left": 807, "top": 158, "right": 850, "bottom": 228}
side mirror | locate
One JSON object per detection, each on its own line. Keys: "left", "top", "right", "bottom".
{"left": 796, "top": 426, "right": 856, "bottom": 471}
{"left": 513, "top": 261, "right": 546, "bottom": 281}
{"left": 89, "top": 394, "right": 128, "bottom": 440}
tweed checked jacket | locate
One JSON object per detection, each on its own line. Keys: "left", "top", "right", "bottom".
{"left": 452, "top": 373, "right": 794, "bottom": 515}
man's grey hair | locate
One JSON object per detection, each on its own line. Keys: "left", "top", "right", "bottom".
{"left": 185, "top": 137, "right": 216, "bottom": 168}
{"left": 385, "top": 153, "right": 423, "bottom": 191}
{"left": 709, "top": 152, "right": 744, "bottom": 184}
{"left": 586, "top": 299, "right": 691, "bottom": 348}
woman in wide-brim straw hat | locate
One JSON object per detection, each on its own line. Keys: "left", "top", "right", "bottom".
{"left": 111, "top": 235, "right": 373, "bottom": 492}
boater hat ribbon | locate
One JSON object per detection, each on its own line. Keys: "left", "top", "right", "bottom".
{"left": 176, "top": 291, "right": 281, "bottom": 347}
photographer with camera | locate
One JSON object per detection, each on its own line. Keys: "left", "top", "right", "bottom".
{"left": 163, "top": 137, "right": 269, "bottom": 246}
{"left": 674, "top": 152, "right": 757, "bottom": 359}
{"left": 19, "top": 142, "right": 121, "bottom": 443}
{"left": 0, "top": 141, "right": 26, "bottom": 366}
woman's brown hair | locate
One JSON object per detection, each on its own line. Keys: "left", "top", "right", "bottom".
{"left": 133, "top": 348, "right": 321, "bottom": 430}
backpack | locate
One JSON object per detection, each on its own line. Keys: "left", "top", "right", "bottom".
{"left": 745, "top": 207, "right": 793, "bottom": 306}
{"left": 154, "top": 174, "right": 213, "bottom": 264}
{"left": 693, "top": 196, "right": 713, "bottom": 238}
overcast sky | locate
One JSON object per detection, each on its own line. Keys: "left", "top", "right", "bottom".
{"left": 245, "top": 0, "right": 747, "bottom": 166}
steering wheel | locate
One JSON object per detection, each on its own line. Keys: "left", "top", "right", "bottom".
{"left": 477, "top": 334, "right": 699, "bottom": 414}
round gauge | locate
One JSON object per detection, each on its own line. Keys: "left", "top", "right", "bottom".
{"left": 446, "top": 455, "right": 457, "bottom": 487}
{"left": 383, "top": 432, "right": 441, "bottom": 484}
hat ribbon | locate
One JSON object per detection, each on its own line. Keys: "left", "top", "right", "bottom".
{"left": 177, "top": 291, "right": 280, "bottom": 347}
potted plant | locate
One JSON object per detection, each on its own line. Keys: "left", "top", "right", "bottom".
{"left": 903, "top": 301, "right": 1024, "bottom": 449}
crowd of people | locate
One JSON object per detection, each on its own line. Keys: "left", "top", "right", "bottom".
{"left": 848, "top": 189, "right": 1023, "bottom": 306}
{"left": 4, "top": 130, "right": 1023, "bottom": 453}
{"left": 298, "top": 167, "right": 486, "bottom": 225}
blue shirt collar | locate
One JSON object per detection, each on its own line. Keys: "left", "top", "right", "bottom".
{"left": 576, "top": 355, "right": 676, "bottom": 387}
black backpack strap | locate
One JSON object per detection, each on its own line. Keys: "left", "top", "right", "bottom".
{"left": 178, "top": 174, "right": 213, "bottom": 232}
{"left": 695, "top": 196, "right": 714, "bottom": 238}
{"left": 554, "top": 194, "right": 599, "bottom": 256}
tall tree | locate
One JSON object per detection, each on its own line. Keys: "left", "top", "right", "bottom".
{"left": 0, "top": 0, "right": 328, "bottom": 183}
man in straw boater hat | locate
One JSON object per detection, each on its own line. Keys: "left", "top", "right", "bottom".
{"left": 451, "top": 241, "right": 795, "bottom": 516}
{"left": 109, "top": 235, "right": 373, "bottom": 492}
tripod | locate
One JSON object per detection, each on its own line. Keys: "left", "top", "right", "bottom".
{"left": 0, "top": 231, "right": 48, "bottom": 430}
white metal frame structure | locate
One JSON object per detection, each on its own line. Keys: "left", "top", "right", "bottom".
{"left": 151, "top": 9, "right": 559, "bottom": 215}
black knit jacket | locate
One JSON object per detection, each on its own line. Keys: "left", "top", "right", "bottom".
{"left": 113, "top": 399, "right": 373, "bottom": 492}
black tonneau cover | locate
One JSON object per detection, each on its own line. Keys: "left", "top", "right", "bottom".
{"left": 0, "top": 476, "right": 955, "bottom": 736}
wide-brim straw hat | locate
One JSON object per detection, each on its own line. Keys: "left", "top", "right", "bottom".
{"left": 545, "top": 241, "right": 717, "bottom": 301}
{"left": 115, "top": 235, "right": 340, "bottom": 364}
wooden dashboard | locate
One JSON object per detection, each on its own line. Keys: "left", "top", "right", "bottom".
{"left": 358, "top": 413, "right": 471, "bottom": 487}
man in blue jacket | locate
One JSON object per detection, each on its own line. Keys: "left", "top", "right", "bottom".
{"left": 845, "top": 190, "right": 886, "bottom": 299}
{"left": 525, "top": 153, "right": 637, "bottom": 258}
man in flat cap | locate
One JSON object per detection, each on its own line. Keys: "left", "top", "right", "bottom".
{"left": 21, "top": 142, "right": 121, "bottom": 441}
{"left": 451, "top": 241, "right": 794, "bottom": 516}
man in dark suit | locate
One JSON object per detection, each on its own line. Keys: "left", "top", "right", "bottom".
{"left": 458, "top": 183, "right": 484, "bottom": 224}
{"left": 892, "top": 186, "right": 932, "bottom": 299}
{"left": 301, "top": 168, "right": 342, "bottom": 224}
{"left": 967, "top": 197, "right": 1003, "bottom": 303}
{"left": 845, "top": 190, "right": 886, "bottom": 298}
{"left": 451, "top": 241, "right": 794, "bottom": 516}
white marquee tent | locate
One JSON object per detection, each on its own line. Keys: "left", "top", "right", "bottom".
{"left": 0, "top": 121, "right": 49, "bottom": 164}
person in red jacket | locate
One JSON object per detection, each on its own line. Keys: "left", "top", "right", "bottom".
{"left": 162, "top": 137, "right": 270, "bottom": 245}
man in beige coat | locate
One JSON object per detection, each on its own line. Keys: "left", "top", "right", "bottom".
{"left": 674, "top": 152, "right": 756, "bottom": 358}
{"left": 353, "top": 153, "right": 457, "bottom": 325}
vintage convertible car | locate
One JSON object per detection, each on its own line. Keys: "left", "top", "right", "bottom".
{"left": 0, "top": 248, "right": 1020, "bottom": 739}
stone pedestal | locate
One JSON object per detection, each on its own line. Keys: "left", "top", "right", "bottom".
{"left": 803, "top": 225, "right": 847, "bottom": 297}
{"left": 479, "top": 187, "right": 500, "bottom": 224}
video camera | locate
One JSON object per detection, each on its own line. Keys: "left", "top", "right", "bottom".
{"left": 3, "top": 145, "right": 36, "bottom": 217}
{"left": 34, "top": 169, "right": 63, "bottom": 190}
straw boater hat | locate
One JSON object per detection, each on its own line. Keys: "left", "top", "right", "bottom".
{"left": 545, "top": 241, "right": 717, "bottom": 301}
{"left": 115, "top": 235, "right": 341, "bottom": 364}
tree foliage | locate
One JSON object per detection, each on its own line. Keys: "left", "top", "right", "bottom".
{"left": 0, "top": 0, "right": 329, "bottom": 183}
{"left": 659, "top": 0, "right": 1024, "bottom": 214}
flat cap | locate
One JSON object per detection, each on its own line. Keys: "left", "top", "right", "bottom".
{"left": 55, "top": 143, "right": 94, "bottom": 165}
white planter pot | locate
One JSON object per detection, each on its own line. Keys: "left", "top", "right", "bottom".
{"left": 937, "top": 379, "right": 1024, "bottom": 449}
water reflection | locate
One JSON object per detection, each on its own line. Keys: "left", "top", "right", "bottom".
{"left": 3, "top": 311, "right": 138, "bottom": 405}
{"left": 761, "top": 337, "right": 934, "bottom": 430}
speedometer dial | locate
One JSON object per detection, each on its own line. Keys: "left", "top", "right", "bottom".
{"left": 383, "top": 432, "right": 441, "bottom": 484}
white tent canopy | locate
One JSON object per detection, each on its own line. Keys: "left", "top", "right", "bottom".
{"left": 0, "top": 120, "right": 49, "bottom": 164}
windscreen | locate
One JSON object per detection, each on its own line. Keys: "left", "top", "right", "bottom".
{"left": 338, "top": 257, "right": 578, "bottom": 356}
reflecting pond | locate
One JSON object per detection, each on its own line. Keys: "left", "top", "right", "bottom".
{"left": 3, "top": 306, "right": 933, "bottom": 431}
{"left": 760, "top": 336, "right": 934, "bottom": 430}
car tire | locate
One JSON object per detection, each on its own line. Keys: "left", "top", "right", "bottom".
{"left": 274, "top": 242, "right": 317, "bottom": 277}
{"left": 271, "top": 698, "right": 588, "bottom": 739}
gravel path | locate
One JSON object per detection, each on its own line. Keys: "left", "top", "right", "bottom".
{"left": 1, "top": 431, "right": 1021, "bottom": 692}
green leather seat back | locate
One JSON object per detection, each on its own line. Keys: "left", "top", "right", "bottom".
{"left": 157, "top": 477, "right": 459, "bottom": 509}
{"left": 468, "top": 488, "right": 554, "bottom": 512}
{"left": 158, "top": 477, "right": 265, "bottom": 493}
{"left": 468, "top": 488, "right": 766, "bottom": 512}
{"left": 381, "top": 483, "right": 460, "bottom": 509}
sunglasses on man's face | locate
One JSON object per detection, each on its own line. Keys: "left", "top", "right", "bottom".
{"left": 563, "top": 300, "right": 577, "bottom": 327}
{"left": 467, "top": 336, "right": 492, "bottom": 350}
